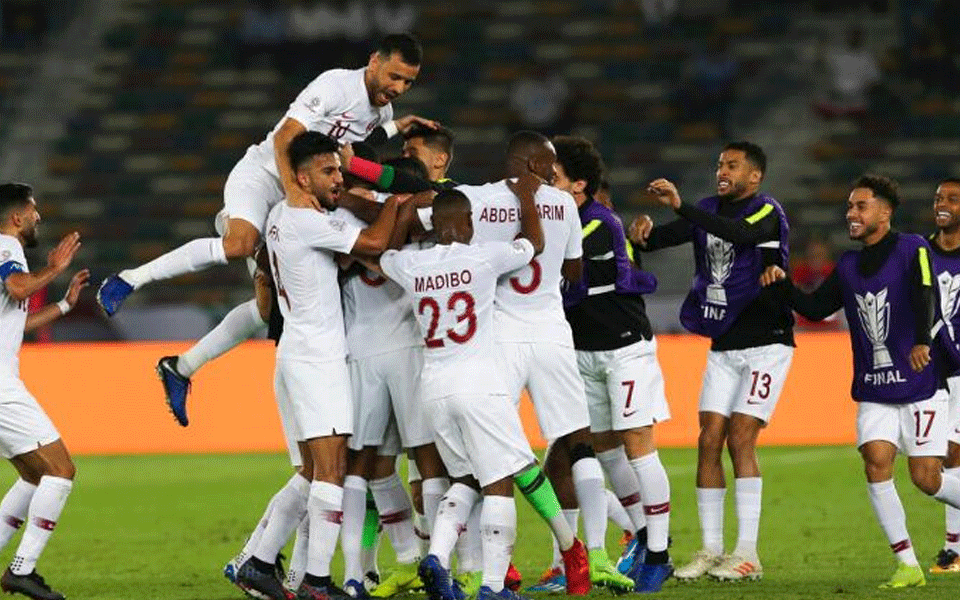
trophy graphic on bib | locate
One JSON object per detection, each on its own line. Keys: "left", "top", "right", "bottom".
{"left": 856, "top": 288, "right": 892, "bottom": 370}
{"left": 705, "top": 233, "right": 734, "bottom": 306}
{"left": 938, "top": 271, "right": 960, "bottom": 341}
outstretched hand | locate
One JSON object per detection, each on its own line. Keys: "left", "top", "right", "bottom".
{"left": 65, "top": 269, "right": 90, "bottom": 307}
{"left": 759, "top": 265, "right": 786, "bottom": 287}
{"left": 395, "top": 115, "right": 439, "bottom": 133}
{"left": 47, "top": 232, "right": 81, "bottom": 273}
{"left": 628, "top": 215, "right": 653, "bottom": 246}
{"left": 647, "top": 178, "right": 682, "bottom": 209}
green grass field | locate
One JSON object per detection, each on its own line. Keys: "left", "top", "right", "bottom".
{"left": 0, "top": 446, "right": 956, "bottom": 599}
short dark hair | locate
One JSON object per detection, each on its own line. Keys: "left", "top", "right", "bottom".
{"left": 351, "top": 141, "right": 379, "bottom": 163}
{"left": 404, "top": 123, "right": 455, "bottom": 159}
{"left": 722, "top": 141, "right": 767, "bottom": 176}
{"left": 940, "top": 177, "right": 960, "bottom": 188}
{"left": 377, "top": 34, "right": 422, "bottom": 66}
{"left": 0, "top": 183, "right": 33, "bottom": 219}
{"left": 432, "top": 189, "right": 470, "bottom": 214}
{"left": 854, "top": 174, "right": 900, "bottom": 209}
{"left": 288, "top": 131, "right": 340, "bottom": 171}
{"left": 553, "top": 136, "right": 605, "bottom": 196}
{"left": 383, "top": 156, "right": 430, "bottom": 182}
{"left": 507, "top": 130, "right": 549, "bottom": 157}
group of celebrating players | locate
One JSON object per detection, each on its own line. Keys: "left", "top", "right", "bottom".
{"left": 1, "top": 30, "right": 960, "bottom": 600}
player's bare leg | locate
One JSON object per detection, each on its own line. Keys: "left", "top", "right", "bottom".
{"left": 707, "top": 412, "right": 762, "bottom": 581}
{"left": 675, "top": 411, "right": 727, "bottom": 580}
{"left": 934, "top": 441, "right": 960, "bottom": 573}
{"left": 1, "top": 440, "right": 75, "bottom": 600}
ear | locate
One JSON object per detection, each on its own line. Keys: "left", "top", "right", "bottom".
{"left": 296, "top": 169, "right": 309, "bottom": 189}
{"left": 368, "top": 51, "right": 380, "bottom": 69}
{"left": 750, "top": 169, "right": 762, "bottom": 185}
{"left": 436, "top": 151, "right": 449, "bottom": 169}
{"left": 572, "top": 179, "right": 587, "bottom": 195}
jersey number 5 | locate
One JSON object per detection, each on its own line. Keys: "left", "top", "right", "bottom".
{"left": 418, "top": 291, "right": 477, "bottom": 348}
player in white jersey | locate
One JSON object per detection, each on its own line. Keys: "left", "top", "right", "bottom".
{"left": 96, "top": 34, "right": 436, "bottom": 428}
{"left": 456, "top": 132, "right": 632, "bottom": 591}
{"left": 368, "top": 180, "right": 588, "bottom": 600}
{"left": 234, "top": 132, "right": 406, "bottom": 600}
{"left": 0, "top": 183, "right": 89, "bottom": 600}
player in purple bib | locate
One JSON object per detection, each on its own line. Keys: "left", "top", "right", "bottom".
{"left": 762, "top": 174, "right": 960, "bottom": 589}
{"left": 927, "top": 177, "right": 960, "bottom": 574}
{"left": 628, "top": 142, "right": 793, "bottom": 581}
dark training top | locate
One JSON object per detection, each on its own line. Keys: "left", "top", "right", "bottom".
{"left": 633, "top": 192, "right": 795, "bottom": 351}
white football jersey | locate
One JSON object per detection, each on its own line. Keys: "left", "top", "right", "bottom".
{"left": 457, "top": 180, "right": 582, "bottom": 345}
{"left": 380, "top": 239, "right": 535, "bottom": 401}
{"left": 340, "top": 208, "right": 421, "bottom": 359}
{"left": 255, "top": 68, "right": 394, "bottom": 178}
{"left": 266, "top": 202, "right": 361, "bottom": 362}
{"left": 0, "top": 234, "right": 27, "bottom": 375}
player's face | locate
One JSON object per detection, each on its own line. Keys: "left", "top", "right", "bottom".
{"left": 846, "top": 187, "right": 888, "bottom": 241}
{"left": 531, "top": 142, "right": 557, "bottom": 185}
{"left": 17, "top": 198, "right": 39, "bottom": 248}
{"left": 715, "top": 150, "right": 758, "bottom": 200}
{"left": 402, "top": 138, "right": 443, "bottom": 176}
{"left": 552, "top": 163, "right": 583, "bottom": 197}
{"left": 934, "top": 183, "right": 960, "bottom": 231}
{"left": 298, "top": 153, "right": 344, "bottom": 209}
{"left": 368, "top": 52, "right": 419, "bottom": 107}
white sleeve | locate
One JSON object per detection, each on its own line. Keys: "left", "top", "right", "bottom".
{"left": 486, "top": 240, "right": 535, "bottom": 276}
{"left": 565, "top": 199, "right": 583, "bottom": 260}
{"left": 284, "top": 72, "right": 343, "bottom": 130}
{"left": 0, "top": 237, "right": 27, "bottom": 282}
{"left": 302, "top": 212, "right": 362, "bottom": 253}
{"left": 379, "top": 249, "right": 412, "bottom": 289}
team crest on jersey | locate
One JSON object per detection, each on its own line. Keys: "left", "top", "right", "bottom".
{"left": 329, "top": 219, "right": 346, "bottom": 232}
{"left": 855, "top": 288, "right": 892, "bottom": 369}
{"left": 0, "top": 250, "right": 9, "bottom": 262}
{"left": 268, "top": 225, "right": 280, "bottom": 241}
{"left": 938, "top": 271, "right": 960, "bottom": 339}
{"left": 705, "top": 233, "right": 734, "bottom": 305}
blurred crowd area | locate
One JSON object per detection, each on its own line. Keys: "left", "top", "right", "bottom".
{"left": 0, "top": 0, "right": 957, "bottom": 339}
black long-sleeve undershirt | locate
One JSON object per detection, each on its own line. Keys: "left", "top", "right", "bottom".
{"left": 785, "top": 231, "right": 933, "bottom": 345}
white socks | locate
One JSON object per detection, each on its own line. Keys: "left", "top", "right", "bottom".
{"left": 238, "top": 493, "right": 278, "bottom": 565}
{"left": 178, "top": 299, "right": 265, "bottom": 377}
{"left": 551, "top": 509, "right": 579, "bottom": 570}
{"left": 341, "top": 475, "right": 368, "bottom": 583}
{"left": 285, "top": 515, "right": 309, "bottom": 591}
{"left": 571, "top": 458, "right": 607, "bottom": 550}
{"left": 696, "top": 487, "right": 725, "bottom": 555}
{"left": 945, "top": 467, "right": 960, "bottom": 552}
{"left": 597, "top": 447, "right": 646, "bottom": 532}
{"left": 429, "top": 483, "right": 478, "bottom": 569}
{"left": 933, "top": 470, "right": 960, "bottom": 510}
{"left": 306, "top": 482, "right": 344, "bottom": 577}
{"left": 253, "top": 474, "right": 310, "bottom": 564}
{"left": 0, "top": 480, "right": 36, "bottom": 551}
{"left": 370, "top": 473, "right": 419, "bottom": 564}
{"left": 421, "top": 477, "right": 450, "bottom": 537}
{"left": 121, "top": 237, "right": 227, "bottom": 289}
{"left": 11, "top": 476, "right": 73, "bottom": 575}
{"left": 868, "top": 479, "right": 918, "bottom": 566}
{"left": 733, "top": 477, "right": 761, "bottom": 558}
{"left": 631, "top": 452, "right": 671, "bottom": 553}
{"left": 606, "top": 489, "right": 632, "bottom": 533}
{"left": 456, "top": 501, "right": 483, "bottom": 573}
{"left": 480, "top": 496, "right": 516, "bottom": 592}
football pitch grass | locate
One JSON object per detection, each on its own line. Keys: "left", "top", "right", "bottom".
{"left": 1, "top": 446, "right": 956, "bottom": 599}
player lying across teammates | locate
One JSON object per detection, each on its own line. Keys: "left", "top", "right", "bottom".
{"left": 57, "top": 30, "right": 960, "bottom": 600}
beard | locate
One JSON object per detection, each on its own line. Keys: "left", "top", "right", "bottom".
{"left": 717, "top": 180, "right": 748, "bottom": 201}
{"left": 22, "top": 226, "right": 38, "bottom": 248}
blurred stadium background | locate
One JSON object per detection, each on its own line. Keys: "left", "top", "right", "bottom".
{"left": 0, "top": 0, "right": 957, "bottom": 340}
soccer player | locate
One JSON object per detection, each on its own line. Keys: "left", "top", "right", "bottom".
{"left": 106, "top": 34, "right": 433, "bottom": 423}
{"left": 552, "top": 136, "right": 673, "bottom": 593}
{"left": 235, "top": 131, "right": 404, "bottom": 600}
{"left": 368, "top": 178, "right": 548, "bottom": 600}
{"left": 761, "top": 174, "right": 960, "bottom": 588}
{"left": 402, "top": 124, "right": 458, "bottom": 188}
{"left": 925, "top": 177, "right": 960, "bottom": 574}
{"left": 0, "top": 183, "right": 88, "bottom": 600}
{"left": 455, "top": 131, "right": 624, "bottom": 592}
{"left": 628, "top": 142, "right": 792, "bottom": 581}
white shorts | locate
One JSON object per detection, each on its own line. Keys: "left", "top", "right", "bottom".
{"left": 216, "top": 148, "right": 284, "bottom": 237}
{"left": 347, "top": 347, "right": 430, "bottom": 452}
{"left": 578, "top": 338, "right": 671, "bottom": 433}
{"left": 856, "top": 390, "right": 950, "bottom": 457}
{"left": 275, "top": 358, "right": 353, "bottom": 447}
{"left": 377, "top": 414, "right": 402, "bottom": 457}
{"left": 0, "top": 376, "right": 60, "bottom": 459}
{"left": 698, "top": 344, "right": 794, "bottom": 424}
{"left": 498, "top": 341, "right": 590, "bottom": 441}
{"left": 948, "top": 376, "right": 960, "bottom": 446}
{"left": 274, "top": 369, "right": 303, "bottom": 467}
{"left": 428, "top": 393, "right": 535, "bottom": 488}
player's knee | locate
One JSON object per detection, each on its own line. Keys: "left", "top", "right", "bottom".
{"left": 726, "top": 428, "right": 757, "bottom": 458}
{"left": 909, "top": 464, "right": 941, "bottom": 495}
{"left": 45, "top": 456, "right": 76, "bottom": 481}
{"left": 862, "top": 460, "right": 892, "bottom": 482}
{"left": 698, "top": 428, "right": 725, "bottom": 454}
{"left": 568, "top": 442, "right": 595, "bottom": 465}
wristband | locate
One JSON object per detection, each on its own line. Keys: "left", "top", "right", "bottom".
{"left": 383, "top": 120, "right": 399, "bottom": 139}
{"left": 56, "top": 299, "right": 71, "bottom": 315}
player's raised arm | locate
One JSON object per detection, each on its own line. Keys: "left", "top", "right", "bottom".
{"left": 273, "top": 117, "right": 317, "bottom": 209}
{"left": 24, "top": 268, "right": 89, "bottom": 332}
{"left": 507, "top": 171, "right": 545, "bottom": 255}
{"left": 4, "top": 231, "right": 80, "bottom": 302}
{"left": 627, "top": 214, "right": 694, "bottom": 252}
{"left": 760, "top": 264, "right": 843, "bottom": 322}
{"left": 350, "top": 195, "right": 401, "bottom": 258}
